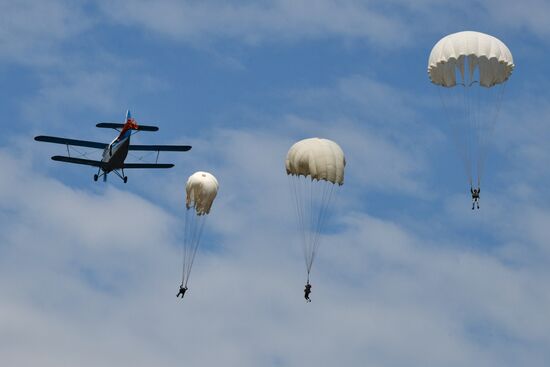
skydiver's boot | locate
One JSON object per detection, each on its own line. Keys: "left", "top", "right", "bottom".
{"left": 477, "top": 202, "right": 479, "bottom": 209}
{"left": 472, "top": 203, "right": 475, "bottom": 210}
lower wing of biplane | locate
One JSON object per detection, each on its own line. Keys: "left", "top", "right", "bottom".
{"left": 51, "top": 156, "right": 175, "bottom": 169}
{"left": 34, "top": 135, "right": 191, "bottom": 183}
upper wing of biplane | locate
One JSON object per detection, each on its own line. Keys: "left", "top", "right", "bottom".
{"left": 34, "top": 136, "right": 108, "bottom": 149}
{"left": 96, "top": 123, "right": 159, "bottom": 131}
{"left": 128, "top": 144, "right": 192, "bottom": 152}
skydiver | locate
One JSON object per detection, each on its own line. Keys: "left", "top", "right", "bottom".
{"left": 304, "top": 282, "right": 312, "bottom": 303}
{"left": 470, "top": 186, "right": 480, "bottom": 210}
{"left": 176, "top": 284, "right": 188, "bottom": 299}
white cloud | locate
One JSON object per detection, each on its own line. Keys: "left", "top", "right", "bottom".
{"left": 20, "top": 70, "right": 168, "bottom": 132}
{"left": 0, "top": 0, "right": 92, "bottom": 66}
{"left": 3, "top": 123, "right": 550, "bottom": 365}
{"left": 94, "top": 0, "right": 550, "bottom": 50}
{"left": 483, "top": 0, "right": 550, "bottom": 38}
{"left": 98, "top": 0, "right": 411, "bottom": 46}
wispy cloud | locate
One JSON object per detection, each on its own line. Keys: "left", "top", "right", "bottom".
{"left": 95, "top": 0, "right": 550, "bottom": 50}
{"left": 0, "top": 0, "right": 92, "bottom": 66}
{"left": 2, "top": 142, "right": 550, "bottom": 366}
{"left": 98, "top": 0, "right": 411, "bottom": 46}
{"left": 2, "top": 2, "right": 550, "bottom": 366}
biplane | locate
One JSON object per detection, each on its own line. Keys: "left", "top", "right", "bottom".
{"left": 34, "top": 110, "right": 191, "bottom": 183}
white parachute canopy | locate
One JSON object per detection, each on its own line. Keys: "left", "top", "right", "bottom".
{"left": 181, "top": 171, "right": 219, "bottom": 288}
{"left": 428, "top": 31, "right": 514, "bottom": 187}
{"left": 286, "top": 138, "right": 345, "bottom": 184}
{"left": 428, "top": 31, "right": 514, "bottom": 87}
{"left": 186, "top": 171, "right": 219, "bottom": 215}
{"left": 286, "top": 138, "right": 345, "bottom": 282}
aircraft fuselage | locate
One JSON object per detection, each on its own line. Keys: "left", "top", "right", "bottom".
{"left": 101, "top": 134, "right": 131, "bottom": 173}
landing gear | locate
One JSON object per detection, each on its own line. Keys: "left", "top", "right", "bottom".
{"left": 113, "top": 168, "right": 128, "bottom": 183}
{"left": 94, "top": 167, "right": 127, "bottom": 183}
{"left": 94, "top": 167, "right": 107, "bottom": 182}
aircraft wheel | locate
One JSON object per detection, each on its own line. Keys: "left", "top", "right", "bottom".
{"left": 93, "top": 174, "right": 98, "bottom": 182}
{"left": 123, "top": 176, "right": 128, "bottom": 184}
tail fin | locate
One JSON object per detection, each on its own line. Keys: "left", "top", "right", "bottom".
{"left": 124, "top": 109, "right": 138, "bottom": 130}
{"left": 115, "top": 109, "right": 139, "bottom": 140}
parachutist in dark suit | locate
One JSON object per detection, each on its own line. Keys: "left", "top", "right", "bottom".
{"left": 304, "top": 282, "right": 312, "bottom": 302}
{"left": 471, "top": 187, "right": 480, "bottom": 210}
{"left": 177, "top": 284, "right": 188, "bottom": 299}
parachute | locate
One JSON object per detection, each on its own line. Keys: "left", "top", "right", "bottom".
{"left": 286, "top": 137, "right": 345, "bottom": 283}
{"left": 428, "top": 31, "right": 514, "bottom": 188}
{"left": 180, "top": 171, "right": 219, "bottom": 288}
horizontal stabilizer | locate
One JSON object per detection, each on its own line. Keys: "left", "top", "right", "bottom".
{"left": 35, "top": 136, "right": 107, "bottom": 149}
{"left": 96, "top": 123, "right": 159, "bottom": 131}
{"left": 123, "top": 163, "right": 174, "bottom": 169}
{"left": 51, "top": 156, "right": 104, "bottom": 167}
{"left": 128, "top": 144, "right": 191, "bottom": 152}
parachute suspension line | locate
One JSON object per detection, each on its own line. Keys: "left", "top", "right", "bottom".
{"left": 306, "top": 179, "right": 336, "bottom": 275}
{"left": 462, "top": 55, "right": 508, "bottom": 188}
{"left": 440, "top": 85, "right": 473, "bottom": 186}
{"left": 466, "top": 61, "right": 478, "bottom": 187}
{"left": 468, "top": 71, "right": 485, "bottom": 188}
{"left": 184, "top": 214, "right": 206, "bottom": 287}
{"left": 305, "top": 178, "right": 319, "bottom": 274}
{"left": 181, "top": 207, "right": 207, "bottom": 287}
{"left": 474, "top": 81, "right": 482, "bottom": 188}
{"left": 464, "top": 67, "right": 475, "bottom": 186}
{"left": 288, "top": 175, "right": 309, "bottom": 271}
{"left": 475, "top": 83, "right": 484, "bottom": 187}
{"left": 288, "top": 175, "right": 337, "bottom": 278}
{"left": 308, "top": 181, "right": 336, "bottom": 275}
{"left": 462, "top": 80, "right": 474, "bottom": 186}
{"left": 464, "top": 77, "right": 477, "bottom": 187}
{"left": 308, "top": 177, "right": 314, "bottom": 270}
{"left": 476, "top": 82, "right": 507, "bottom": 187}
{"left": 181, "top": 207, "right": 192, "bottom": 285}
{"left": 305, "top": 179, "right": 317, "bottom": 273}
{"left": 438, "top": 60, "right": 508, "bottom": 189}
{"left": 183, "top": 209, "right": 192, "bottom": 284}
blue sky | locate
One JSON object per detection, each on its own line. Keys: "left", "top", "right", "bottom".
{"left": 2, "top": 1, "right": 550, "bottom": 366}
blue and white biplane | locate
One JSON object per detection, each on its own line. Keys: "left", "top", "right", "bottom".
{"left": 34, "top": 110, "right": 191, "bottom": 183}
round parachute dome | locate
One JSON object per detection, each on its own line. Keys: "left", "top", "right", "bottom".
{"left": 286, "top": 138, "right": 345, "bottom": 185}
{"left": 428, "top": 31, "right": 514, "bottom": 87}
{"left": 186, "top": 171, "right": 219, "bottom": 215}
